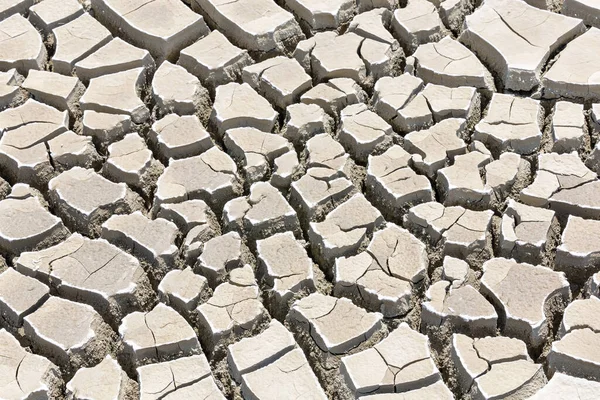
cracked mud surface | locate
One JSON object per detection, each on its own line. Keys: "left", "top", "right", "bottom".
{"left": 1, "top": 0, "right": 600, "bottom": 398}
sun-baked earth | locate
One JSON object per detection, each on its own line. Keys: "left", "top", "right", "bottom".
{"left": 0, "top": 0, "right": 598, "bottom": 398}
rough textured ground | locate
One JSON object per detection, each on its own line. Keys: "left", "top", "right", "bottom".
{"left": 0, "top": 0, "right": 599, "bottom": 399}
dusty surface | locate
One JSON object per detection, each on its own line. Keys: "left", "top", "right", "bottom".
{"left": 0, "top": 0, "right": 600, "bottom": 399}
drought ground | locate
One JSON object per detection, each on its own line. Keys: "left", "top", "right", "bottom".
{"left": 0, "top": 0, "right": 598, "bottom": 398}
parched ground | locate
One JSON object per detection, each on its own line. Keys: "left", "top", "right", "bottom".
{"left": 0, "top": 0, "right": 599, "bottom": 398}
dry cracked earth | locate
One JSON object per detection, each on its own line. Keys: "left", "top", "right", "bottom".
{"left": 1, "top": 0, "right": 600, "bottom": 398}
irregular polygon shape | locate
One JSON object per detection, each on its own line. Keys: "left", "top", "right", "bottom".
{"left": 437, "top": 151, "right": 491, "bottom": 207}
{"left": 450, "top": 333, "right": 532, "bottom": 395}
{"left": 372, "top": 74, "right": 429, "bottom": 132}
{"left": 288, "top": 293, "right": 383, "bottom": 354}
{"left": 404, "top": 118, "right": 467, "bottom": 177}
{"left": 301, "top": 32, "right": 367, "bottom": 84}
{"left": 158, "top": 267, "right": 209, "bottom": 315}
{"left": 390, "top": 91, "right": 433, "bottom": 132}
{"left": 224, "top": 182, "right": 300, "bottom": 240}
{"left": 438, "top": 151, "right": 528, "bottom": 209}
{"left": 556, "top": 215, "right": 600, "bottom": 283}
{"left": 283, "top": 101, "right": 333, "bottom": 146}
{"left": 422, "top": 281, "right": 497, "bottom": 336}
{"left": 413, "top": 37, "right": 494, "bottom": 90}
{"left": 471, "top": 359, "right": 545, "bottom": 399}
{"left": 52, "top": 13, "right": 112, "bottom": 75}
{"left": 227, "top": 319, "right": 296, "bottom": 382}
{"left": 157, "top": 199, "right": 218, "bottom": 235}
{"left": 391, "top": 0, "right": 445, "bottom": 53}
{"left": 137, "top": 354, "right": 224, "bottom": 400}
{"left": 474, "top": 335, "right": 530, "bottom": 364}
{"left": 404, "top": 202, "right": 493, "bottom": 266}
{"left": 48, "top": 167, "right": 144, "bottom": 238}
{"left": 549, "top": 101, "right": 587, "bottom": 153}
{"left": 210, "top": 82, "right": 278, "bottom": 137}
{"left": 481, "top": 152, "right": 531, "bottom": 202}
{"left": 480, "top": 257, "right": 570, "bottom": 350}
{"left": 120, "top": 303, "right": 200, "bottom": 365}
{"left": 474, "top": 93, "right": 543, "bottom": 156}
{"left": 420, "top": 83, "right": 480, "bottom": 123}
{"left": 241, "top": 348, "right": 327, "bottom": 400}
{"left": 340, "top": 323, "right": 441, "bottom": 396}
{"left": 0, "top": 329, "right": 62, "bottom": 399}
{"left": 290, "top": 167, "right": 356, "bottom": 224}
{"left": 348, "top": 8, "right": 396, "bottom": 45}
{"left": 257, "top": 232, "right": 316, "bottom": 315}
{"left": 101, "top": 211, "right": 179, "bottom": 276}
{"left": 0, "top": 268, "right": 49, "bottom": 327}
{"left": 195, "top": 231, "right": 247, "bottom": 288}
{"left": 180, "top": 224, "right": 219, "bottom": 265}
{"left": 75, "top": 37, "right": 155, "bottom": 84}
{"left": 549, "top": 180, "right": 600, "bottom": 220}
{"left": 529, "top": 372, "right": 600, "bottom": 400}
{"left": 459, "top": 0, "right": 585, "bottom": 91}
{"left": 559, "top": 297, "right": 600, "bottom": 338}
{"left": 365, "top": 145, "right": 434, "bottom": 217}
{"left": 0, "top": 98, "right": 68, "bottom": 187}
{"left": 196, "top": 265, "right": 269, "bottom": 350}
{"left": 334, "top": 223, "right": 427, "bottom": 317}
{"left": 16, "top": 233, "right": 151, "bottom": 324}
{"left": 520, "top": 151, "right": 597, "bottom": 208}
{"left": 543, "top": 28, "right": 600, "bottom": 101}
{"left": 500, "top": 199, "right": 557, "bottom": 265}
{"left": 372, "top": 74, "right": 422, "bottom": 123}
{"left": 366, "top": 223, "right": 428, "bottom": 284}
{"left": 91, "top": 0, "right": 209, "bottom": 61}
{"left": 271, "top": 150, "right": 301, "bottom": 189}
{"left": 178, "top": 30, "right": 253, "bottom": 91}
{"left": 103, "top": 133, "right": 163, "bottom": 196}
{"left": 283, "top": 0, "right": 355, "bottom": 31}
{"left": 243, "top": 56, "right": 312, "bottom": 109}
{"left": 0, "top": 68, "right": 22, "bottom": 109}
{"left": 0, "top": 192, "right": 68, "bottom": 256}
{"left": 153, "top": 147, "right": 242, "bottom": 213}
{"left": 66, "top": 355, "right": 137, "bottom": 400}
{"left": 80, "top": 68, "right": 149, "bottom": 124}
{"left": 442, "top": 256, "right": 469, "bottom": 285}
{"left": 150, "top": 114, "right": 213, "bottom": 162}
{"left": 339, "top": 103, "right": 393, "bottom": 163}
{"left": 223, "top": 127, "right": 292, "bottom": 184}
{"left": 308, "top": 193, "right": 384, "bottom": 268}
{"left": 354, "top": 36, "right": 402, "bottom": 82}
{"left": 28, "top": 0, "right": 83, "bottom": 33}
{"left": 305, "top": 132, "right": 355, "bottom": 177}
{"left": 21, "top": 70, "right": 83, "bottom": 113}
{"left": 191, "top": 0, "right": 304, "bottom": 54}
{"left": 47, "top": 131, "right": 101, "bottom": 172}
{"left": 158, "top": 200, "right": 218, "bottom": 264}
{"left": 549, "top": 328, "right": 600, "bottom": 382}
{"left": 152, "top": 60, "right": 211, "bottom": 117}
{"left": 23, "top": 296, "right": 114, "bottom": 374}
{"left": 300, "top": 77, "right": 367, "bottom": 116}
{"left": 81, "top": 110, "right": 132, "bottom": 147}
{"left": 0, "top": 15, "right": 46, "bottom": 74}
